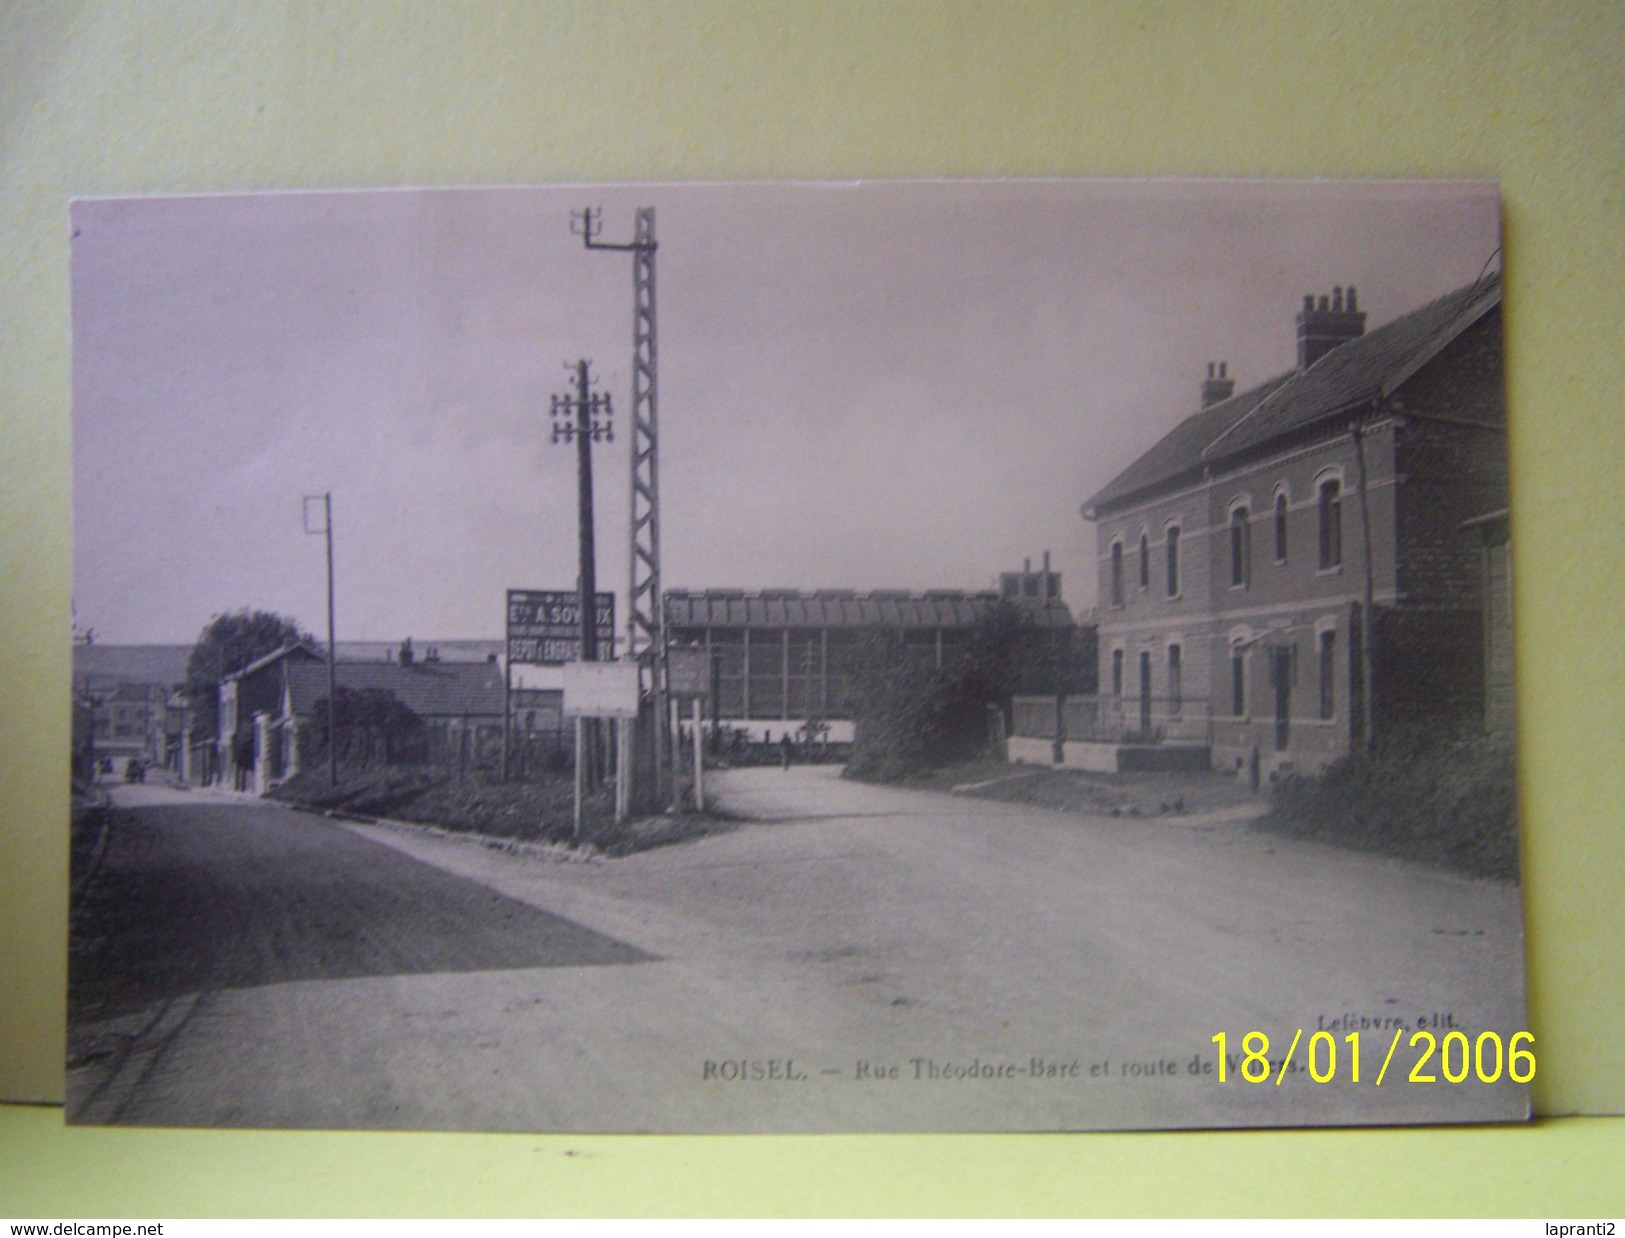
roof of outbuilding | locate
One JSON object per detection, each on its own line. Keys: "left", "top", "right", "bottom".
{"left": 1083, "top": 272, "right": 1502, "bottom": 517}
{"left": 286, "top": 659, "right": 506, "bottom": 719}
{"left": 227, "top": 641, "right": 325, "bottom": 681}
{"left": 664, "top": 589, "right": 1075, "bottom": 630}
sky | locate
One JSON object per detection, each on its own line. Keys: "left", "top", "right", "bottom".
{"left": 71, "top": 179, "right": 1501, "bottom": 647}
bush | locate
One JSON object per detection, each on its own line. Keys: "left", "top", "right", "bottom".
{"left": 845, "top": 638, "right": 956, "bottom": 782}
{"left": 302, "top": 688, "right": 428, "bottom": 766}
{"left": 845, "top": 602, "right": 1087, "bottom": 784}
{"left": 1265, "top": 724, "right": 1518, "bottom": 880}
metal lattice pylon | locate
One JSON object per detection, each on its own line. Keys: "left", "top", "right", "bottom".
{"left": 627, "top": 209, "right": 669, "bottom": 795}
{"left": 579, "top": 204, "right": 668, "bottom": 802}
{"left": 626, "top": 209, "right": 660, "bottom": 672}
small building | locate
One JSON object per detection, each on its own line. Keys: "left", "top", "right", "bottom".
{"left": 215, "top": 641, "right": 507, "bottom": 790}
{"left": 1462, "top": 509, "right": 1514, "bottom": 737}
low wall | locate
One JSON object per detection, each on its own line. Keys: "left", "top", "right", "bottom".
{"left": 1113, "top": 743, "right": 1211, "bottom": 773}
{"left": 1008, "top": 736, "right": 1212, "bottom": 773}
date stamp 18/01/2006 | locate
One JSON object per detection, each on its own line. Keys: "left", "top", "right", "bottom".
{"left": 1209, "top": 1030, "right": 1535, "bottom": 1087}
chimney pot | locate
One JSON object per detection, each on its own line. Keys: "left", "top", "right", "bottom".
{"left": 1200, "top": 360, "right": 1236, "bottom": 408}
{"left": 1296, "top": 283, "right": 1368, "bottom": 368}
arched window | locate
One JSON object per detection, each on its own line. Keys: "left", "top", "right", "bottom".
{"left": 1165, "top": 525, "right": 1181, "bottom": 597}
{"left": 1138, "top": 531, "right": 1149, "bottom": 590}
{"left": 1230, "top": 506, "right": 1251, "bottom": 588}
{"left": 1274, "top": 491, "right": 1289, "bottom": 562}
{"left": 1318, "top": 478, "right": 1343, "bottom": 569}
{"left": 1110, "top": 540, "right": 1124, "bottom": 607}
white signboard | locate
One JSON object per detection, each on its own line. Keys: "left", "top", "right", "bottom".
{"left": 561, "top": 661, "right": 641, "bottom": 719}
{"left": 666, "top": 648, "right": 712, "bottom": 698}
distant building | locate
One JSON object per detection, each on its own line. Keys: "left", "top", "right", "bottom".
{"left": 72, "top": 644, "right": 191, "bottom": 771}
{"left": 664, "top": 569, "right": 1077, "bottom": 742}
{"left": 1080, "top": 274, "right": 1507, "bottom": 776}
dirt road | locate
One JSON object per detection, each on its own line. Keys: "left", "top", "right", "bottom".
{"left": 67, "top": 770, "right": 1528, "bottom": 1132}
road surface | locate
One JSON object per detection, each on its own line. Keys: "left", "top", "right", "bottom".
{"left": 67, "top": 769, "right": 1529, "bottom": 1132}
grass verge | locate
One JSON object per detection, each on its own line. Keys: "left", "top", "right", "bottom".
{"left": 1260, "top": 727, "right": 1518, "bottom": 881}
{"left": 896, "top": 758, "right": 1266, "bottom": 819}
{"left": 271, "top": 765, "right": 733, "bottom": 856}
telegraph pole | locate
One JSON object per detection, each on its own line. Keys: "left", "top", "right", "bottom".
{"left": 574, "top": 206, "right": 667, "bottom": 809}
{"left": 303, "top": 493, "right": 338, "bottom": 789}
{"left": 551, "top": 359, "right": 613, "bottom": 786}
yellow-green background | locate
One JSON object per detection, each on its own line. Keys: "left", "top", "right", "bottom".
{"left": 3, "top": 0, "right": 1621, "bottom": 1216}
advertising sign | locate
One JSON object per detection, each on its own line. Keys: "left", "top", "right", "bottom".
{"left": 507, "top": 589, "right": 615, "bottom": 666}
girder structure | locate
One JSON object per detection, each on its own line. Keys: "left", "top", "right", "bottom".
{"left": 627, "top": 209, "right": 661, "bottom": 676}
{"left": 579, "top": 205, "right": 669, "bottom": 801}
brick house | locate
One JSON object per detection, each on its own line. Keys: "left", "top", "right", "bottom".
{"left": 1081, "top": 273, "right": 1507, "bottom": 776}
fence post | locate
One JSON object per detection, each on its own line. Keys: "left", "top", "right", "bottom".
{"left": 252, "top": 712, "right": 271, "bottom": 797}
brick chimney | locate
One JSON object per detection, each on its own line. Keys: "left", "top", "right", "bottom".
{"left": 1201, "top": 361, "right": 1235, "bottom": 408}
{"left": 1296, "top": 285, "right": 1365, "bottom": 369}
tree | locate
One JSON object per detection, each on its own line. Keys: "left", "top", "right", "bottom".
{"left": 186, "top": 609, "right": 317, "bottom": 740}
{"left": 846, "top": 602, "right": 1096, "bottom": 783}
{"left": 845, "top": 628, "right": 954, "bottom": 782}
{"left": 303, "top": 688, "right": 426, "bottom": 767}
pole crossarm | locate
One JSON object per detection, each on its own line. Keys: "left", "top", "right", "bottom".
{"left": 549, "top": 361, "right": 614, "bottom": 444}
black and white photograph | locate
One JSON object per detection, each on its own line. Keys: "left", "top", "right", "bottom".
{"left": 68, "top": 179, "right": 1526, "bottom": 1133}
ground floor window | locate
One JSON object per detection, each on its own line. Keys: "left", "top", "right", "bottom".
{"left": 1112, "top": 648, "right": 1124, "bottom": 696}
{"left": 1168, "top": 644, "right": 1182, "bottom": 711}
{"left": 1231, "top": 652, "right": 1245, "bottom": 716}
{"left": 1319, "top": 629, "right": 1336, "bottom": 720}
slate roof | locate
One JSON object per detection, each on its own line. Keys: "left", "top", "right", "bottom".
{"left": 1083, "top": 272, "right": 1503, "bottom": 517}
{"left": 664, "top": 589, "right": 1075, "bottom": 631}
{"left": 285, "top": 659, "right": 506, "bottom": 720}
{"left": 1080, "top": 374, "right": 1295, "bottom": 518}
{"left": 334, "top": 639, "right": 504, "bottom": 663}
{"left": 72, "top": 644, "right": 193, "bottom": 686}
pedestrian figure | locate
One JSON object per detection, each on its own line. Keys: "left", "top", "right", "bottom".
{"left": 232, "top": 728, "right": 255, "bottom": 792}
{"left": 780, "top": 732, "right": 794, "bottom": 772}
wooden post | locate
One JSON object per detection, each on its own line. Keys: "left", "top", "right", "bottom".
{"left": 668, "top": 690, "right": 682, "bottom": 812}
{"left": 573, "top": 716, "right": 584, "bottom": 839}
{"left": 615, "top": 716, "right": 631, "bottom": 824}
{"left": 501, "top": 649, "right": 511, "bottom": 782}
{"left": 691, "top": 697, "right": 705, "bottom": 812}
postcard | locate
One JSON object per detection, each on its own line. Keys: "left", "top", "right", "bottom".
{"left": 68, "top": 179, "right": 1526, "bottom": 1131}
